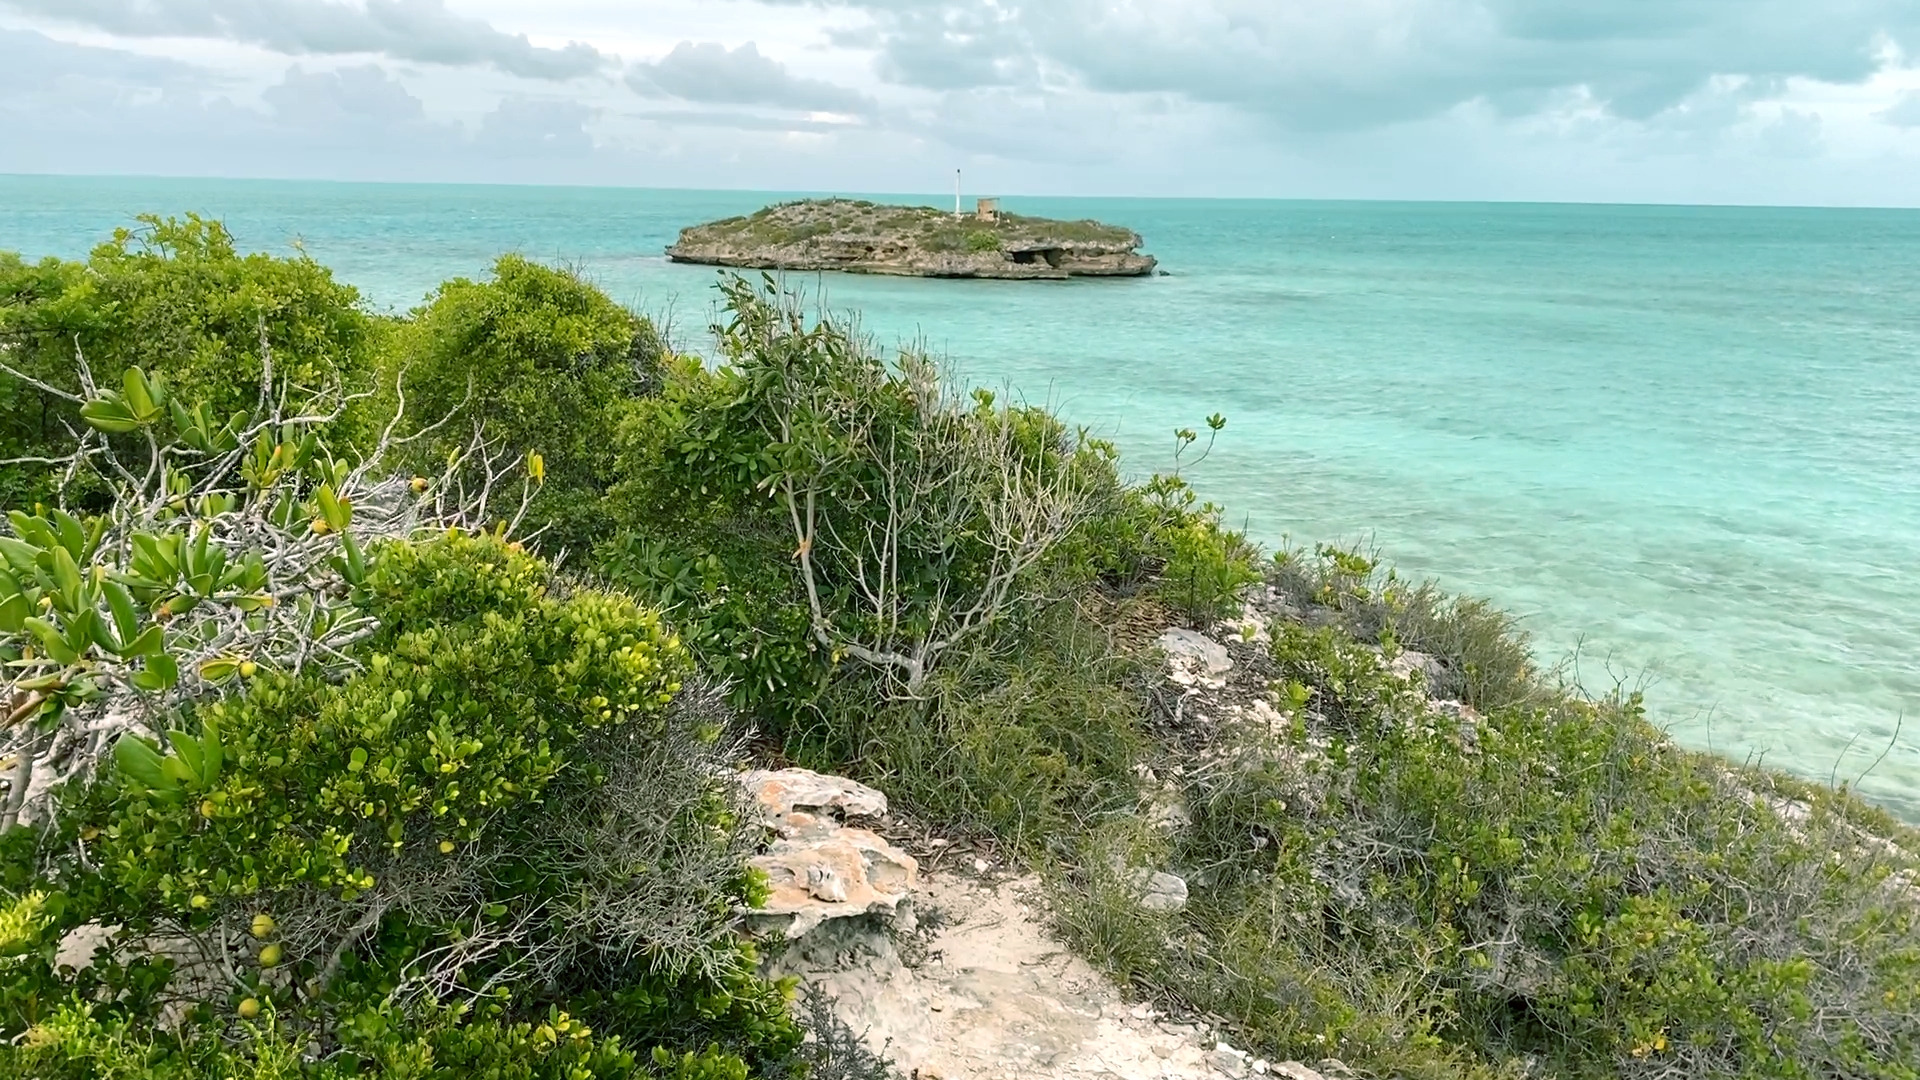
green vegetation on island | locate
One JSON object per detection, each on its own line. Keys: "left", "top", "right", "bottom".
{"left": 666, "top": 198, "right": 1158, "bottom": 279}
{"left": 0, "top": 216, "right": 1913, "bottom": 1080}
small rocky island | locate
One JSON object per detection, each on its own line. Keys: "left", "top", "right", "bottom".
{"left": 666, "top": 198, "right": 1157, "bottom": 279}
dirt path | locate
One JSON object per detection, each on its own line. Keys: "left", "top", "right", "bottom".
{"left": 772, "top": 870, "right": 1269, "bottom": 1080}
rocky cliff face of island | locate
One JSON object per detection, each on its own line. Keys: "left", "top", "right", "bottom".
{"left": 666, "top": 198, "right": 1157, "bottom": 279}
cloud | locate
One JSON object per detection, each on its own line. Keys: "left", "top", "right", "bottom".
{"left": 1882, "top": 90, "right": 1920, "bottom": 127}
{"left": 627, "top": 41, "right": 871, "bottom": 114}
{"left": 7, "top": 1, "right": 1920, "bottom": 204}
{"left": 1758, "top": 107, "right": 1825, "bottom": 157}
{"left": 263, "top": 64, "right": 431, "bottom": 127}
{"left": 770, "top": 0, "right": 1920, "bottom": 130}
{"left": 625, "top": 108, "right": 865, "bottom": 134}
{"left": 0, "top": 26, "right": 198, "bottom": 92}
{"left": 0, "top": 57, "right": 619, "bottom": 183}
{"left": 476, "top": 97, "right": 597, "bottom": 157}
{"left": 0, "top": 0, "right": 607, "bottom": 80}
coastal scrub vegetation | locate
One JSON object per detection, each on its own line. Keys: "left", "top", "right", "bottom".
{"left": 1, "top": 217, "right": 1915, "bottom": 1079}
{"left": 675, "top": 198, "right": 1140, "bottom": 255}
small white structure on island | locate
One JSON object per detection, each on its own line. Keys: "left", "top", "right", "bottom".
{"left": 954, "top": 171, "right": 1000, "bottom": 221}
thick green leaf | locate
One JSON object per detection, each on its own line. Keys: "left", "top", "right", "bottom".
{"left": 0, "top": 537, "right": 39, "bottom": 574}
{"left": 48, "top": 546, "right": 82, "bottom": 603}
{"left": 122, "top": 366, "right": 164, "bottom": 420}
{"left": 201, "top": 718, "right": 224, "bottom": 787}
{"left": 130, "top": 653, "right": 179, "bottom": 693}
{"left": 188, "top": 525, "right": 212, "bottom": 576}
{"left": 316, "top": 485, "right": 352, "bottom": 532}
{"left": 168, "top": 398, "right": 202, "bottom": 448}
{"left": 23, "top": 617, "right": 79, "bottom": 665}
{"left": 167, "top": 728, "right": 205, "bottom": 784}
{"left": 102, "top": 580, "right": 141, "bottom": 644}
{"left": 88, "top": 609, "right": 124, "bottom": 655}
{"left": 161, "top": 755, "right": 195, "bottom": 789}
{"left": 113, "top": 733, "right": 173, "bottom": 793}
{"left": 0, "top": 593, "right": 26, "bottom": 634}
{"left": 340, "top": 532, "right": 366, "bottom": 585}
{"left": 119, "top": 624, "right": 165, "bottom": 658}
{"left": 7, "top": 512, "right": 55, "bottom": 551}
{"left": 131, "top": 533, "right": 181, "bottom": 583}
{"left": 49, "top": 510, "right": 85, "bottom": 561}
{"left": 64, "top": 609, "right": 98, "bottom": 657}
{"left": 79, "top": 398, "right": 142, "bottom": 434}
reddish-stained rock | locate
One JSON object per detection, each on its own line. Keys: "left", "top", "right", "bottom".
{"left": 740, "top": 768, "right": 917, "bottom": 938}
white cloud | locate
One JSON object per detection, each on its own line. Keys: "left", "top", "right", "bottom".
{"left": 627, "top": 41, "right": 872, "bottom": 114}
{"left": 0, "top": 0, "right": 607, "bottom": 78}
{"left": 3, "top": 0, "right": 1920, "bottom": 202}
{"left": 1883, "top": 89, "right": 1920, "bottom": 127}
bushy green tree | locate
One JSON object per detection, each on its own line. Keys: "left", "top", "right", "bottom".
{"left": 0, "top": 532, "right": 798, "bottom": 1079}
{"left": 0, "top": 353, "right": 801, "bottom": 1079}
{"left": 0, "top": 215, "right": 377, "bottom": 507}
{"left": 385, "top": 255, "right": 666, "bottom": 552}
{"left": 604, "top": 276, "right": 1122, "bottom": 716}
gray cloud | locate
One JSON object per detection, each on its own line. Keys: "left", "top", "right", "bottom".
{"left": 263, "top": 64, "right": 433, "bottom": 130}
{"left": 1883, "top": 91, "right": 1920, "bottom": 128}
{"left": 0, "top": 0, "right": 606, "bottom": 80}
{"left": 627, "top": 108, "right": 865, "bottom": 134}
{"left": 0, "top": 57, "right": 615, "bottom": 182}
{"left": 627, "top": 41, "right": 872, "bottom": 114}
{"left": 476, "top": 97, "right": 597, "bottom": 157}
{"left": 771, "top": 0, "right": 1920, "bottom": 129}
{"left": 0, "top": 26, "right": 198, "bottom": 92}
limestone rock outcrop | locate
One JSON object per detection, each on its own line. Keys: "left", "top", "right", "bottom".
{"left": 740, "top": 768, "right": 917, "bottom": 939}
{"left": 1158, "top": 627, "right": 1233, "bottom": 689}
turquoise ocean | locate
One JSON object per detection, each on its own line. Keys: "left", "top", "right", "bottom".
{"left": 4, "top": 174, "right": 1918, "bottom": 817}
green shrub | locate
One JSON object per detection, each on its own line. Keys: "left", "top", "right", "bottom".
{"left": 0, "top": 532, "right": 800, "bottom": 1078}
{"left": 1153, "top": 497, "right": 1262, "bottom": 625}
{"left": 0, "top": 999, "right": 673, "bottom": 1080}
{"left": 604, "top": 278, "right": 1112, "bottom": 712}
{"left": 1060, "top": 617, "right": 1920, "bottom": 1079}
{"left": 1271, "top": 544, "right": 1539, "bottom": 710}
{"left": 386, "top": 255, "right": 666, "bottom": 551}
{"left": 793, "top": 600, "right": 1149, "bottom": 846}
{"left": 598, "top": 531, "right": 827, "bottom": 725}
{"left": 0, "top": 215, "right": 377, "bottom": 507}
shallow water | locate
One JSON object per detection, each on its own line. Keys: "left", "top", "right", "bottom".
{"left": 4, "top": 175, "right": 1918, "bottom": 816}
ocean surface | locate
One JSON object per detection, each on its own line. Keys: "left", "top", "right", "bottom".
{"left": 4, "top": 174, "right": 1919, "bottom": 818}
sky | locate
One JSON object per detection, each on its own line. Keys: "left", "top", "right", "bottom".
{"left": 4, "top": 0, "right": 1920, "bottom": 204}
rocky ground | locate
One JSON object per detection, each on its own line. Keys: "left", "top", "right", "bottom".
{"left": 741, "top": 767, "right": 1341, "bottom": 1080}
{"left": 667, "top": 199, "right": 1158, "bottom": 280}
{"left": 733, "top": 586, "right": 1478, "bottom": 1079}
